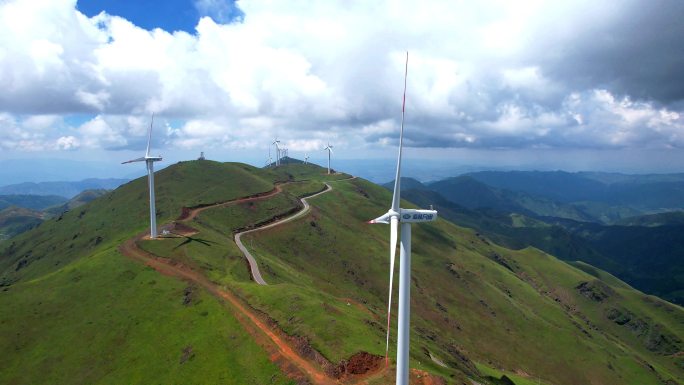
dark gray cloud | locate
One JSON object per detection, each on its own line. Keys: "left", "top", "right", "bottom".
{"left": 529, "top": 0, "right": 684, "bottom": 104}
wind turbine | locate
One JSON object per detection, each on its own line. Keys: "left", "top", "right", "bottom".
{"left": 323, "top": 142, "right": 333, "bottom": 174}
{"left": 267, "top": 146, "right": 273, "bottom": 167}
{"left": 368, "top": 52, "right": 437, "bottom": 385}
{"left": 123, "top": 115, "right": 164, "bottom": 239}
{"left": 304, "top": 154, "right": 309, "bottom": 164}
{"left": 272, "top": 138, "right": 281, "bottom": 166}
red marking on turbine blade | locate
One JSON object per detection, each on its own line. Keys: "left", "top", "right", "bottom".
{"left": 385, "top": 309, "right": 392, "bottom": 368}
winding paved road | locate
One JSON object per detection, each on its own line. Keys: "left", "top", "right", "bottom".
{"left": 235, "top": 183, "right": 333, "bottom": 285}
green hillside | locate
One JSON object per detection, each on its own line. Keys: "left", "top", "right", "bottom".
{"left": 0, "top": 206, "right": 43, "bottom": 240}
{"left": 426, "top": 176, "right": 603, "bottom": 222}
{"left": 0, "top": 161, "right": 296, "bottom": 384}
{"left": 241, "top": 177, "right": 683, "bottom": 384}
{"left": 0, "top": 160, "right": 682, "bottom": 385}
{"left": 398, "top": 176, "right": 684, "bottom": 307}
{"left": 44, "top": 189, "right": 111, "bottom": 217}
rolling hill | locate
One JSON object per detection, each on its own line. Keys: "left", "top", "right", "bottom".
{"left": 0, "top": 161, "right": 682, "bottom": 385}
{"left": 44, "top": 189, "right": 111, "bottom": 217}
{"left": 466, "top": 170, "right": 684, "bottom": 213}
{"left": 0, "top": 194, "right": 67, "bottom": 211}
{"left": 0, "top": 206, "right": 43, "bottom": 241}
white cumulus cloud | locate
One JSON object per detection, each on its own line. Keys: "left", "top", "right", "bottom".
{"left": 0, "top": 0, "right": 682, "bottom": 156}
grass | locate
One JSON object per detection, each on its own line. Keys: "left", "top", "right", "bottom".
{"left": 475, "top": 363, "right": 550, "bottom": 385}
{"left": 0, "top": 160, "right": 291, "bottom": 384}
{"left": 281, "top": 180, "right": 327, "bottom": 198}
{"left": 0, "top": 248, "right": 293, "bottom": 385}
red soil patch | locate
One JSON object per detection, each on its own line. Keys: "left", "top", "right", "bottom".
{"left": 159, "top": 221, "right": 199, "bottom": 237}
{"left": 410, "top": 369, "right": 447, "bottom": 385}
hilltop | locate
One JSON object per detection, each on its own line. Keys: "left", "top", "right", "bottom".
{"left": 0, "top": 160, "right": 682, "bottom": 385}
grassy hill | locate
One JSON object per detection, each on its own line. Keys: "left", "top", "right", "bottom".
{"left": 0, "top": 206, "right": 43, "bottom": 241}
{"left": 0, "top": 161, "right": 299, "bottom": 384}
{"left": 44, "top": 189, "right": 111, "bottom": 217}
{"left": 241, "top": 177, "right": 683, "bottom": 384}
{"left": 544, "top": 218, "right": 684, "bottom": 305}
{"left": 0, "top": 160, "right": 682, "bottom": 385}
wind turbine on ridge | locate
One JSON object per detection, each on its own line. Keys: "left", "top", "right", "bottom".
{"left": 304, "top": 154, "right": 309, "bottom": 164}
{"left": 368, "top": 52, "right": 437, "bottom": 385}
{"left": 272, "top": 138, "right": 281, "bottom": 166}
{"left": 122, "top": 115, "right": 164, "bottom": 239}
{"left": 323, "top": 142, "right": 333, "bottom": 174}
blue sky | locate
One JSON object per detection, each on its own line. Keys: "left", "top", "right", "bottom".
{"left": 76, "top": 0, "right": 244, "bottom": 33}
{"left": 1, "top": 0, "right": 684, "bottom": 183}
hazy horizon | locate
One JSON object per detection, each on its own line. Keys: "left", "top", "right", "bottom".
{"left": 1, "top": 154, "right": 683, "bottom": 186}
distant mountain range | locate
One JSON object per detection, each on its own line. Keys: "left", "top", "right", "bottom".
{"left": 0, "top": 182, "right": 116, "bottom": 241}
{"left": 466, "top": 170, "right": 684, "bottom": 211}
{"left": 0, "top": 178, "right": 128, "bottom": 198}
{"left": 385, "top": 171, "right": 684, "bottom": 305}
{"left": 0, "top": 195, "right": 67, "bottom": 211}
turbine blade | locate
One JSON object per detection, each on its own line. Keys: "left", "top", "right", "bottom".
{"left": 146, "top": 114, "right": 154, "bottom": 157}
{"left": 122, "top": 157, "right": 146, "bottom": 164}
{"left": 329, "top": 147, "right": 334, "bottom": 155}
{"left": 385, "top": 215, "right": 399, "bottom": 365}
{"left": 391, "top": 52, "right": 408, "bottom": 212}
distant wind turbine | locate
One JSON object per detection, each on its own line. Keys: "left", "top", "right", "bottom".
{"left": 122, "top": 115, "right": 164, "bottom": 239}
{"left": 266, "top": 146, "right": 273, "bottom": 167}
{"left": 304, "top": 154, "right": 309, "bottom": 164}
{"left": 368, "top": 52, "right": 437, "bottom": 385}
{"left": 272, "top": 138, "right": 281, "bottom": 166}
{"left": 323, "top": 142, "right": 333, "bottom": 174}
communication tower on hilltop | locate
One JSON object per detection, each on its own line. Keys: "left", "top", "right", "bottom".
{"left": 198, "top": 152, "right": 206, "bottom": 160}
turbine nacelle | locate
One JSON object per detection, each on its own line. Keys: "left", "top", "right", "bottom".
{"left": 368, "top": 208, "right": 437, "bottom": 224}
{"left": 121, "top": 155, "right": 162, "bottom": 164}
{"left": 399, "top": 208, "right": 437, "bottom": 223}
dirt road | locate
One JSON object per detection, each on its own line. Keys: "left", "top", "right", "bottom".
{"left": 234, "top": 183, "right": 333, "bottom": 285}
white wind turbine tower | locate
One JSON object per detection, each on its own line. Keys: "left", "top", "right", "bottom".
{"left": 266, "top": 146, "right": 273, "bottom": 167}
{"left": 323, "top": 142, "right": 333, "bottom": 174}
{"left": 368, "top": 52, "right": 437, "bottom": 385}
{"left": 304, "top": 154, "right": 309, "bottom": 164}
{"left": 272, "top": 138, "right": 281, "bottom": 166}
{"left": 123, "top": 115, "right": 164, "bottom": 239}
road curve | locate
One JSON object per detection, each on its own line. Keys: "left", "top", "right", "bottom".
{"left": 234, "top": 183, "right": 333, "bottom": 285}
